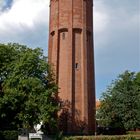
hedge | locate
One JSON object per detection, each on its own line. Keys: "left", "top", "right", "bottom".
{"left": 128, "top": 131, "right": 140, "bottom": 135}
{"left": 64, "top": 136, "right": 140, "bottom": 140}
{"left": 0, "top": 130, "right": 18, "bottom": 140}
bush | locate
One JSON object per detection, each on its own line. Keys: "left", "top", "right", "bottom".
{"left": 0, "top": 130, "right": 18, "bottom": 140}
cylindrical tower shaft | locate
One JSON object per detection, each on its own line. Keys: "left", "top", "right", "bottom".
{"left": 48, "top": 0, "right": 95, "bottom": 135}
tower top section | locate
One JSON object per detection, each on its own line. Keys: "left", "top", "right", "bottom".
{"left": 49, "top": 0, "right": 93, "bottom": 33}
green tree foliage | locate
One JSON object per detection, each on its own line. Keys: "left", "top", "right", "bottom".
{"left": 0, "top": 43, "right": 59, "bottom": 132}
{"left": 97, "top": 71, "right": 140, "bottom": 130}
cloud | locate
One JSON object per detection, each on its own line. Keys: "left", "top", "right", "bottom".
{"left": 0, "top": 0, "right": 49, "bottom": 28}
{"left": 0, "top": 0, "right": 49, "bottom": 45}
{"left": 94, "top": 0, "right": 109, "bottom": 33}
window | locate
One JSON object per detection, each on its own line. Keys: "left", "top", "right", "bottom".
{"left": 75, "top": 63, "right": 79, "bottom": 69}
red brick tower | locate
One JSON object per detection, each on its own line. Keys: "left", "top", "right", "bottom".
{"left": 48, "top": 0, "right": 95, "bottom": 135}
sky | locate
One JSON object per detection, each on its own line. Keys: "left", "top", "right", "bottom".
{"left": 0, "top": 0, "right": 139, "bottom": 99}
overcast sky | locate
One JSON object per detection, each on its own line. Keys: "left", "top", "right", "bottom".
{"left": 0, "top": 0, "right": 139, "bottom": 99}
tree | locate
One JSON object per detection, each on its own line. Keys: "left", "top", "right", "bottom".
{"left": 0, "top": 43, "right": 59, "bottom": 132}
{"left": 97, "top": 71, "right": 140, "bottom": 131}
